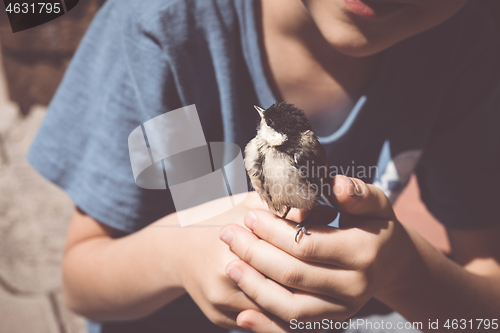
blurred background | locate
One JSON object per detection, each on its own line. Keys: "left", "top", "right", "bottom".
{"left": 0, "top": 1, "right": 104, "bottom": 332}
{"left": 0, "top": 1, "right": 499, "bottom": 332}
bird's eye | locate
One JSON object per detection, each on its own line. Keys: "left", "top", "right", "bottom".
{"left": 266, "top": 118, "right": 273, "bottom": 127}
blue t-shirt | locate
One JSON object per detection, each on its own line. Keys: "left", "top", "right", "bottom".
{"left": 28, "top": 0, "right": 500, "bottom": 332}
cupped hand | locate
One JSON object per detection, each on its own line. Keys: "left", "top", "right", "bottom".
{"left": 219, "top": 175, "right": 417, "bottom": 332}
{"left": 171, "top": 191, "right": 308, "bottom": 330}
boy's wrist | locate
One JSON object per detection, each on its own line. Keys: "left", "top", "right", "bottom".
{"left": 376, "top": 223, "right": 449, "bottom": 313}
{"left": 375, "top": 223, "right": 430, "bottom": 305}
{"left": 149, "top": 213, "right": 190, "bottom": 292}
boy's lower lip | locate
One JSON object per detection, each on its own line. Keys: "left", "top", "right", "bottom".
{"left": 342, "top": 0, "right": 410, "bottom": 18}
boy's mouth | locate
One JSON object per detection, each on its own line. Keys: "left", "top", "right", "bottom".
{"left": 342, "top": 0, "right": 412, "bottom": 18}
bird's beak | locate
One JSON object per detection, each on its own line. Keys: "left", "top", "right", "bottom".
{"left": 254, "top": 105, "right": 265, "bottom": 119}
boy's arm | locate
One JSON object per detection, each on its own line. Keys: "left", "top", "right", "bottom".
{"left": 378, "top": 224, "right": 500, "bottom": 329}
{"left": 62, "top": 208, "right": 186, "bottom": 321}
{"left": 62, "top": 192, "right": 273, "bottom": 327}
{"left": 218, "top": 176, "right": 500, "bottom": 332}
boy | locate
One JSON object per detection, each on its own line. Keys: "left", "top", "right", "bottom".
{"left": 29, "top": 0, "right": 500, "bottom": 332}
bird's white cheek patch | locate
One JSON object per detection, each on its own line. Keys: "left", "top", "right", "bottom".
{"left": 258, "top": 124, "right": 287, "bottom": 146}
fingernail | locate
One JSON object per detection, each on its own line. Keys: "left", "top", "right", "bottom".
{"left": 334, "top": 175, "right": 353, "bottom": 196}
{"left": 227, "top": 265, "right": 243, "bottom": 283}
{"left": 219, "top": 228, "right": 235, "bottom": 246}
{"left": 349, "top": 177, "right": 361, "bottom": 196}
{"left": 244, "top": 211, "right": 257, "bottom": 230}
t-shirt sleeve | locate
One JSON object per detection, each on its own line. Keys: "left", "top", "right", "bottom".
{"left": 28, "top": 0, "right": 180, "bottom": 233}
{"left": 416, "top": 4, "right": 500, "bottom": 230}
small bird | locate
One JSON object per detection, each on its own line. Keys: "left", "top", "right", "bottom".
{"left": 244, "top": 102, "right": 333, "bottom": 242}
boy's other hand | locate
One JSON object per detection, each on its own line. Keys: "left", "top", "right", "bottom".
{"left": 171, "top": 191, "right": 307, "bottom": 330}
{"left": 220, "top": 176, "right": 418, "bottom": 332}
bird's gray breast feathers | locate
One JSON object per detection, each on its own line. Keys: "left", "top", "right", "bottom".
{"left": 244, "top": 135, "right": 319, "bottom": 215}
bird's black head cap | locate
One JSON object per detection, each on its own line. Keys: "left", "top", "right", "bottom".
{"left": 263, "top": 102, "right": 311, "bottom": 137}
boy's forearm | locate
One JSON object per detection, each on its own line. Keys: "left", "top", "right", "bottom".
{"left": 63, "top": 215, "right": 186, "bottom": 321}
{"left": 378, "top": 225, "right": 500, "bottom": 332}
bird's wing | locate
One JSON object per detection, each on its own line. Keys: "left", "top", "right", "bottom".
{"left": 293, "top": 131, "right": 327, "bottom": 183}
{"left": 293, "top": 131, "right": 332, "bottom": 201}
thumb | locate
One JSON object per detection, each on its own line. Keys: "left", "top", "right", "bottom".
{"left": 331, "top": 175, "right": 395, "bottom": 220}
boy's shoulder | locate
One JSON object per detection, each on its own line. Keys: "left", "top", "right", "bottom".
{"left": 109, "top": 0, "right": 247, "bottom": 52}
{"left": 118, "top": 0, "right": 240, "bottom": 28}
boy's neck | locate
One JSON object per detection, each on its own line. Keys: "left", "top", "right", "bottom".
{"left": 259, "top": 0, "right": 380, "bottom": 117}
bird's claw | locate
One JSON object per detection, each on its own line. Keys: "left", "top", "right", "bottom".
{"left": 294, "top": 223, "right": 311, "bottom": 243}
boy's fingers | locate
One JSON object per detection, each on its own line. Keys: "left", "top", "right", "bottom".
{"left": 221, "top": 223, "right": 358, "bottom": 289}
{"left": 226, "top": 260, "right": 297, "bottom": 319}
{"left": 226, "top": 260, "right": 347, "bottom": 322}
{"left": 242, "top": 210, "right": 359, "bottom": 267}
{"left": 236, "top": 310, "right": 289, "bottom": 333}
{"left": 332, "top": 175, "right": 394, "bottom": 219}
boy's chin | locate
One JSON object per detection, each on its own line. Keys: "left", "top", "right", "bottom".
{"left": 323, "top": 25, "right": 409, "bottom": 57}
{"left": 328, "top": 37, "right": 395, "bottom": 58}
